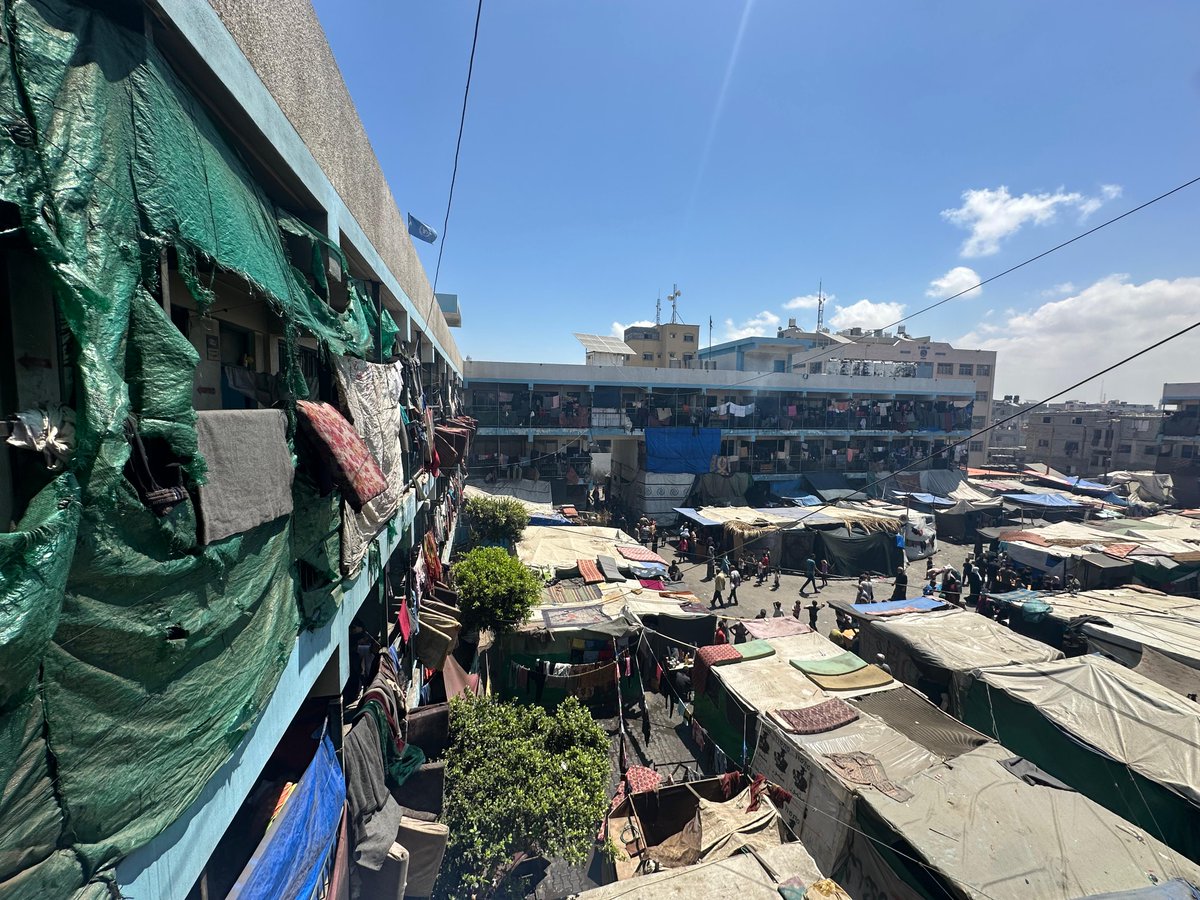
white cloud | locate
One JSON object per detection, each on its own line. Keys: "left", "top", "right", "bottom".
{"left": 927, "top": 266, "right": 982, "bottom": 299}
{"left": 722, "top": 310, "right": 781, "bottom": 341}
{"left": 826, "top": 299, "right": 906, "bottom": 331}
{"left": 942, "top": 184, "right": 1122, "bottom": 257}
{"left": 1041, "top": 281, "right": 1077, "bottom": 297}
{"left": 784, "top": 293, "right": 824, "bottom": 310}
{"left": 956, "top": 275, "right": 1200, "bottom": 403}
{"left": 611, "top": 319, "right": 654, "bottom": 337}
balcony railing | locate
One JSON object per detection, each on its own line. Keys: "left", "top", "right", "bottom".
{"left": 466, "top": 405, "right": 973, "bottom": 435}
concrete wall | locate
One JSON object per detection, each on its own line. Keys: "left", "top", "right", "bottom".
{"left": 194, "top": 0, "right": 461, "bottom": 371}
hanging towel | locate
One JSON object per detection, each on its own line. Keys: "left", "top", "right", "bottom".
{"left": 195, "top": 409, "right": 294, "bottom": 544}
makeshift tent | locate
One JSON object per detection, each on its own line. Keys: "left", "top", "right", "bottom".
{"left": 855, "top": 742, "right": 1200, "bottom": 898}
{"left": 933, "top": 497, "right": 1004, "bottom": 542}
{"left": 696, "top": 471, "right": 753, "bottom": 506}
{"left": 463, "top": 480, "right": 555, "bottom": 517}
{"left": 803, "top": 472, "right": 857, "bottom": 501}
{"left": 1079, "top": 551, "right": 1135, "bottom": 589}
{"left": 963, "top": 655, "right": 1200, "bottom": 863}
{"left": 645, "top": 427, "right": 721, "bottom": 474}
{"left": 579, "top": 841, "right": 829, "bottom": 900}
{"left": 814, "top": 529, "right": 903, "bottom": 577}
{"left": 857, "top": 609, "right": 1063, "bottom": 714}
{"left": 1002, "top": 492, "right": 1085, "bottom": 508}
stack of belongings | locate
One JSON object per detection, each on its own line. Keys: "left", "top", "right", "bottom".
{"left": 344, "top": 651, "right": 449, "bottom": 899}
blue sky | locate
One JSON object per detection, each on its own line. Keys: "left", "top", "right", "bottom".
{"left": 314, "top": 1, "right": 1200, "bottom": 403}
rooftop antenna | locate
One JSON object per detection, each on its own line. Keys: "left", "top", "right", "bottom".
{"left": 815, "top": 280, "right": 825, "bottom": 333}
{"left": 655, "top": 294, "right": 662, "bottom": 325}
{"left": 667, "top": 284, "right": 682, "bottom": 323}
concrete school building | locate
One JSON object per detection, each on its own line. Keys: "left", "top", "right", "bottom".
{"left": 464, "top": 334, "right": 980, "bottom": 521}
{"left": 695, "top": 320, "right": 999, "bottom": 468}
{"left": 0, "top": 1, "right": 470, "bottom": 897}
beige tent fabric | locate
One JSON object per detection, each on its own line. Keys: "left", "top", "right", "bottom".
{"left": 463, "top": 480, "right": 554, "bottom": 517}
{"left": 860, "top": 743, "right": 1200, "bottom": 898}
{"left": 515, "top": 524, "right": 640, "bottom": 572}
{"left": 574, "top": 841, "right": 827, "bottom": 899}
{"left": 972, "top": 655, "right": 1200, "bottom": 807}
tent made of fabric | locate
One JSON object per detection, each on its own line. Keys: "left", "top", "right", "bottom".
{"left": 857, "top": 609, "right": 1063, "bottom": 714}
{"left": 464, "top": 479, "right": 554, "bottom": 516}
{"left": 515, "top": 524, "right": 640, "bottom": 573}
{"left": 815, "top": 529, "right": 903, "bottom": 576}
{"left": 803, "top": 471, "right": 858, "bottom": 501}
{"left": 575, "top": 840, "right": 828, "bottom": 900}
{"left": 1002, "top": 492, "right": 1085, "bottom": 508}
{"left": 1079, "top": 551, "right": 1134, "bottom": 589}
{"left": 856, "top": 742, "right": 1200, "bottom": 899}
{"left": 963, "top": 655, "right": 1200, "bottom": 863}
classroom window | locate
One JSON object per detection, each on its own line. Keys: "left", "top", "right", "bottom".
{"left": 958, "top": 364, "right": 974, "bottom": 376}
{"left": 975, "top": 390, "right": 989, "bottom": 401}
{"left": 683, "top": 334, "right": 695, "bottom": 343}
{"left": 642, "top": 353, "right": 653, "bottom": 361}
{"left": 936, "top": 363, "right": 954, "bottom": 375}
{"left": 969, "top": 441, "right": 984, "bottom": 452}
{"left": 976, "top": 364, "right": 991, "bottom": 376}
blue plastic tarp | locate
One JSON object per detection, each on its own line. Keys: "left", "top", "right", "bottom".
{"left": 780, "top": 494, "right": 823, "bottom": 507}
{"left": 674, "top": 507, "right": 721, "bottom": 527}
{"left": 851, "top": 597, "right": 948, "bottom": 615}
{"left": 646, "top": 427, "right": 721, "bottom": 474}
{"left": 894, "top": 492, "right": 955, "bottom": 507}
{"left": 530, "top": 513, "right": 572, "bottom": 526}
{"left": 1002, "top": 492, "right": 1084, "bottom": 508}
{"left": 228, "top": 735, "right": 345, "bottom": 900}
{"left": 768, "top": 478, "right": 805, "bottom": 497}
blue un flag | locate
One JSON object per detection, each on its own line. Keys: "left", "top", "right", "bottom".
{"left": 407, "top": 214, "right": 439, "bottom": 244}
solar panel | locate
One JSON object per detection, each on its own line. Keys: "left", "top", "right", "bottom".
{"left": 574, "top": 333, "right": 636, "bottom": 355}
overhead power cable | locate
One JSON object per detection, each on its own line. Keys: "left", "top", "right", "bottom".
{"left": 426, "top": 0, "right": 484, "bottom": 328}
{"left": 712, "top": 174, "right": 1200, "bottom": 394}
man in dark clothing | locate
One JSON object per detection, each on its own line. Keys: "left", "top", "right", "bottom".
{"left": 967, "top": 564, "right": 983, "bottom": 606}
{"left": 806, "top": 599, "right": 825, "bottom": 629}
{"left": 705, "top": 543, "right": 716, "bottom": 581}
{"left": 800, "top": 555, "right": 819, "bottom": 594}
{"left": 891, "top": 566, "right": 908, "bottom": 601}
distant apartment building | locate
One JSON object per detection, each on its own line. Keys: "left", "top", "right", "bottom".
{"left": 464, "top": 341, "right": 978, "bottom": 510}
{"left": 1156, "top": 383, "right": 1200, "bottom": 506}
{"left": 622, "top": 321, "right": 702, "bottom": 368}
{"left": 698, "top": 322, "right": 997, "bottom": 467}
{"left": 988, "top": 396, "right": 1032, "bottom": 468}
{"left": 1023, "top": 408, "right": 1164, "bottom": 476}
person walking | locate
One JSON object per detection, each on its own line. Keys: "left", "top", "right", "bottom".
{"left": 967, "top": 563, "right": 983, "bottom": 607}
{"left": 891, "top": 566, "right": 908, "bottom": 601}
{"left": 712, "top": 569, "right": 728, "bottom": 608}
{"left": 806, "top": 599, "right": 825, "bottom": 630}
{"left": 651, "top": 529, "right": 660, "bottom": 555}
{"left": 818, "top": 557, "right": 829, "bottom": 588}
{"left": 800, "top": 555, "right": 819, "bottom": 594}
{"left": 705, "top": 542, "right": 716, "bottom": 581}
{"left": 728, "top": 566, "right": 741, "bottom": 606}
{"left": 772, "top": 565, "right": 781, "bottom": 590}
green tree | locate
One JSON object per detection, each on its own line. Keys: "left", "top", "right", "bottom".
{"left": 465, "top": 495, "right": 530, "bottom": 545}
{"left": 451, "top": 546, "right": 541, "bottom": 634}
{"left": 437, "top": 696, "right": 611, "bottom": 899}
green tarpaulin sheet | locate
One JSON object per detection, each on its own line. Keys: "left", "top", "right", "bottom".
{"left": 0, "top": 0, "right": 391, "bottom": 895}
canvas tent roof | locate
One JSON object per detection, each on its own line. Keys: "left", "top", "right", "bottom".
{"left": 463, "top": 479, "right": 555, "bottom": 516}
{"left": 858, "top": 742, "right": 1200, "bottom": 899}
{"left": 515, "top": 524, "right": 641, "bottom": 571}
{"left": 573, "top": 841, "right": 828, "bottom": 899}
{"left": 1002, "top": 491, "right": 1085, "bottom": 508}
{"left": 803, "top": 471, "right": 858, "bottom": 501}
{"left": 969, "top": 655, "right": 1200, "bottom": 809}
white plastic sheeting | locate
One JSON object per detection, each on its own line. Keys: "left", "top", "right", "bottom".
{"left": 859, "top": 743, "right": 1200, "bottom": 899}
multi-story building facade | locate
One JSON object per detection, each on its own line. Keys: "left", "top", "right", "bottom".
{"left": 987, "top": 396, "right": 1032, "bottom": 468}
{"left": 1023, "top": 409, "right": 1164, "bottom": 476}
{"left": 0, "top": 3, "right": 466, "bottom": 897}
{"left": 463, "top": 356, "right": 978, "bottom": 510}
{"left": 698, "top": 323, "right": 998, "bottom": 467}
{"left": 622, "top": 321, "right": 702, "bottom": 368}
{"left": 1156, "top": 383, "right": 1200, "bottom": 506}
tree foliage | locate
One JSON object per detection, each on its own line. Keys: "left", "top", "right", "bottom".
{"left": 451, "top": 546, "right": 541, "bottom": 634}
{"left": 465, "top": 494, "right": 530, "bottom": 545}
{"left": 437, "top": 696, "right": 611, "bottom": 899}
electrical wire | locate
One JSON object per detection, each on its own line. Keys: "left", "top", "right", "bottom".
{"left": 707, "top": 174, "right": 1200, "bottom": 395}
{"left": 426, "top": 0, "right": 484, "bottom": 325}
